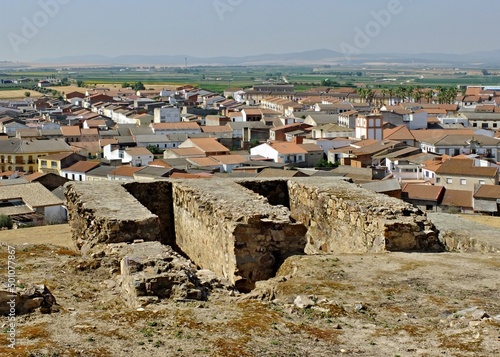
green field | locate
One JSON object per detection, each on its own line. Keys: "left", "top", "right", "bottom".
{"left": 3, "top": 64, "right": 500, "bottom": 95}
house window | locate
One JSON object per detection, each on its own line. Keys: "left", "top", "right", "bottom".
{"left": 446, "top": 178, "right": 452, "bottom": 184}
{"left": 41, "top": 160, "right": 47, "bottom": 168}
{"left": 51, "top": 162, "right": 57, "bottom": 169}
{"left": 426, "top": 205, "right": 434, "bottom": 211}
{"left": 472, "top": 123, "right": 477, "bottom": 127}
{"left": 460, "top": 179, "right": 466, "bottom": 185}
{"left": 479, "top": 180, "right": 485, "bottom": 185}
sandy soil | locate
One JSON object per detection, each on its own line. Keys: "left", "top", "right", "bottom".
{"left": 0, "top": 226, "right": 498, "bottom": 357}
{"left": 0, "top": 224, "right": 73, "bottom": 248}
{"left": 0, "top": 90, "right": 43, "bottom": 99}
{"left": 460, "top": 214, "right": 500, "bottom": 229}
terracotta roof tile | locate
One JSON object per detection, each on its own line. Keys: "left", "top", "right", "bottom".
{"left": 441, "top": 189, "right": 473, "bottom": 208}
{"left": 435, "top": 158, "right": 498, "bottom": 177}
{"left": 402, "top": 184, "right": 444, "bottom": 201}
{"left": 474, "top": 185, "right": 500, "bottom": 199}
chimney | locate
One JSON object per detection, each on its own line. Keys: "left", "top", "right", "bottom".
{"left": 293, "top": 136, "right": 304, "bottom": 144}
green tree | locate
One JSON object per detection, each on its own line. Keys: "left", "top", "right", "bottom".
{"left": 0, "top": 215, "right": 13, "bottom": 229}
{"left": 315, "top": 159, "right": 336, "bottom": 168}
{"left": 321, "top": 78, "right": 332, "bottom": 87}
{"left": 146, "top": 145, "right": 163, "bottom": 155}
{"left": 121, "top": 82, "right": 131, "bottom": 88}
{"left": 380, "top": 88, "right": 389, "bottom": 105}
{"left": 249, "top": 139, "right": 260, "bottom": 148}
{"left": 76, "top": 80, "right": 84, "bottom": 87}
{"left": 132, "top": 81, "right": 145, "bottom": 91}
{"left": 424, "top": 89, "right": 433, "bottom": 103}
{"left": 24, "top": 91, "right": 31, "bottom": 97}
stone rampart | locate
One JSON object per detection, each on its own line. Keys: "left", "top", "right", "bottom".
{"left": 287, "top": 179, "right": 440, "bottom": 253}
{"left": 65, "top": 177, "right": 442, "bottom": 292}
{"left": 65, "top": 182, "right": 161, "bottom": 252}
{"left": 172, "top": 179, "right": 307, "bottom": 292}
{"left": 123, "top": 181, "right": 175, "bottom": 246}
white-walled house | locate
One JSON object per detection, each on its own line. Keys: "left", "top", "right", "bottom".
{"left": 381, "top": 108, "right": 428, "bottom": 130}
{"left": 0, "top": 182, "right": 66, "bottom": 225}
{"left": 150, "top": 122, "right": 201, "bottom": 136}
{"left": 3, "top": 121, "right": 28, "bottom": 134}
{"left": 103, "top": 145, "right": 154, "bottom": 167}
{"left": 303, "top": 137, "right": 353, "bottom": 155}
{"left": 355, "top": 114, "right": 383, "bottom": 140}
{"left": 60, "top": 161, "right": 101, "bottom": 182}
{"left": 134, "top": 134, "right": 181, "bottom": 150}
{"left": 311, "top": 124, "right": 355, "bottom": 139}
{"left": 420, "top": 134, "right": 500, "bottom": 162}
{"left": 154, "top": 106, "right": 181, "bottom": 123}
{"left": 250, "top": 142, "right": 307, "bottom": 164}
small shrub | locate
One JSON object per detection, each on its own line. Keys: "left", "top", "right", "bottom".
{"left": 0, "top": 215, "right": 13, "bottom": 229}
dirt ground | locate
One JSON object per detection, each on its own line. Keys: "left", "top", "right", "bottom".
{"left": 460, "top": 214, "right": 500, "bottom": 229}
{"left": 0, "top": 225, "right": 498, "bottom": 356}
{"left": 0, "top": 90, "right": 43, "bottom": 99}
{"left": 0, "top": 225, "right": 73, "bottom": 247}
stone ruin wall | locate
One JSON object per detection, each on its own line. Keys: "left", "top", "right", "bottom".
{"left": 287, "top": 179, "right": 440, "bottom": 254}
{"left": 65, "top": 177, "right": 441, "bottom": 291}
{"left": 123, "top": 181, "right": 175, "bottom": 246}
{"left": 65, "top": 182, "right": 160, "bottom": 253}
{"left": 172, "top": 180, "right": 307, "bottom": 291}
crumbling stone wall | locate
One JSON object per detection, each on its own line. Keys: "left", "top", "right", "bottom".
{"left": 238, "top": 179, "right": 290, "bottom": 207}
{"left": 123, "top": 181, "right": 175, "bottom": 246}
{"left": 65, "top": 182, "right": 161, "bottom": 253}
{"left": 287, "top": 179, "right": 440, "bottom": 253}
{"left": 172, "top": 180, "right": 307, "bottom": 292}
{"left": 116, "top": 242, "right": 212, "bottom": 308}
{"left": 65, "top": 178, "right": 442, "bottom": 293}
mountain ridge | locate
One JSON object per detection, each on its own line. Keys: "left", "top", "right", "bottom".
{"left": 36, "top": 48, "right": 500, "bottom": 66}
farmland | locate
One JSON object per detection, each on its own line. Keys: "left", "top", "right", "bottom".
{"left": 2, "top": 64, "right": 500, "bottom": 98}
{"left": 0, "top": 88, "right": 43, "bottom": 99}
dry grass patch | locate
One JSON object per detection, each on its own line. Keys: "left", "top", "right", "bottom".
{"left": 226, "top": 301, "right": 281, "bottom": 334}
{"left": 0, "top": 90, "right": 43, "bottom": 99}
{"left": 276, "top": 280, "right": 354, "bottom": 296}
{"left": 18, "top": 322, "right": 51, "bottom": 340}
{"left": 214, "top": 336, "right": 251, "bottom": 357}
{"left": 288, "top": 322, "right": 343, "bottom": 343}
{"left": 56, "top": 248, "right": 79, "bottom": 256}
{"left": 439, "top": 331, "right": 484, "bottom": 353}
{"left": 460, "top": 214, "right": 500, "bottom": 229}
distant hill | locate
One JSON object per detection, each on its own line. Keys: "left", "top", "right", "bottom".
{"left": 36, "top": 48, "right": 500, "bottom": 67}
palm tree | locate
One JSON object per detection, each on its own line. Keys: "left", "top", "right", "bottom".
{"left": 445, "top": 87, "right": 459, "bottom": 104}
{"left": 381, "top": 88, "right": 389, "bottom": 106}
{"left": 423, "top": 89, "right": 433, "bottom": 104}
{"left": 356, "top": 88, "right": 366, "bottom": 103}
{"left": 437, "top": 89, "right": 447, "bottom": 104}
{"left": 395, "top": 86, "right": 406, "bottom": 103}
{"left": 413, "top": 91, "right": 423, "bottom": 103}
{"left": 388, "top": 88, "right": 395, "bottom": 105}
{"left": 365, "top": 88, "right": 375, "bottom": 104}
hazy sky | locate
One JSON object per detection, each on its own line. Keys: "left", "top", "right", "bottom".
{"left": 1, "top": 0, "right": 499, "bottom": 62}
